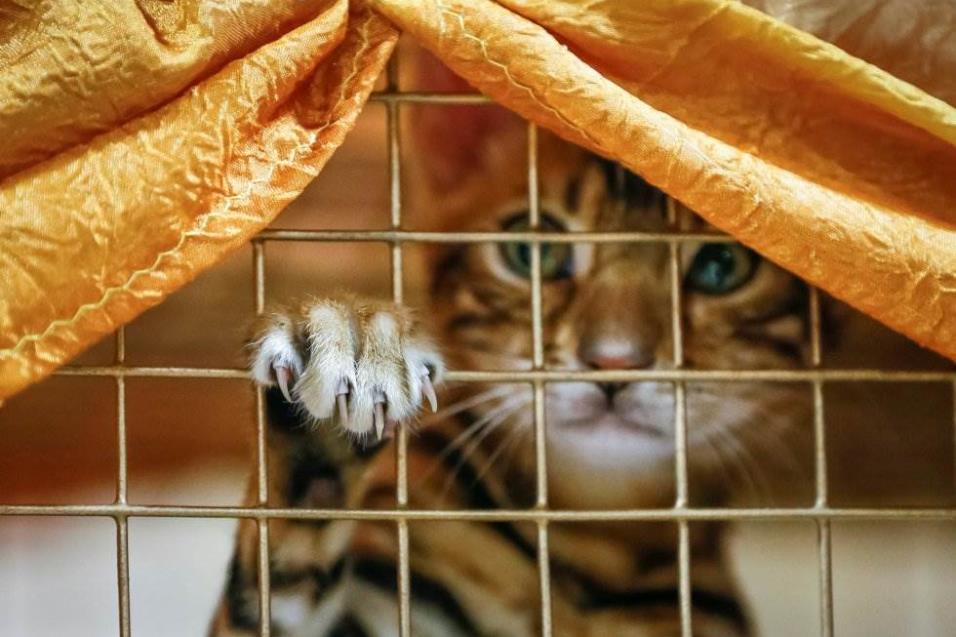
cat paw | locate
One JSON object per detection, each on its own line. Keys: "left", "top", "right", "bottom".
{"left": 250, "top": 297, "right": 443, "bottom": 440}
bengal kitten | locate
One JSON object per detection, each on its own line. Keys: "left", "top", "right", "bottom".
{"left": 209, "top": 100, "right": 814, "bottom": 636}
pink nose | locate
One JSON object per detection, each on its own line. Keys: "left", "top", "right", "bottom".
{"left": 580, "top": 342, "right": 655, "bottom": 370}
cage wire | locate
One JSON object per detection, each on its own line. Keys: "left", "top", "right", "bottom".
{"left": 2, "top": 55, "right": 956, "bottom": 637}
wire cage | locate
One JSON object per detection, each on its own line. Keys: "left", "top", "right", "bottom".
{"left": 2, "top": 52, "right": 956, "bottom": 637}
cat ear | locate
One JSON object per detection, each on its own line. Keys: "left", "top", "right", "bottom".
{"left": 405, "top": 46, "right": 525, "bottom": 196}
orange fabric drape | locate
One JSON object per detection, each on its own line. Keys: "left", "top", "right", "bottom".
{"left": 2, "top": 0, "right": 954, "bottom": 400}
{"left": 0, "top": 0, "right": 397, "bottom": 398}
{"left": 372, "top": 0, "right": 956, "bottom": 361}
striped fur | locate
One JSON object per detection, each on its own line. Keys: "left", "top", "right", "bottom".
{"left": 210, "top": 131, "right": 812, "bottom": 635}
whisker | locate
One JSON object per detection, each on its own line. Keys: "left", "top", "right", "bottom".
{"left": 456, "top": 396, "right": 531, "bottom": 464}
{"left": 695, "top": 439, "right": 738, "bottom": 497}
{"left": 720, "top": 428, "right": 776, "bottom": 503}
{"left": 706, "top": 429, "right": 765, "bottom": 503}
{"left": 438, "top": 392, "right": 526, "bottom": 460}
{"left": 742, "top": 428, "right": 812, "bottom": 497}
{"left": 424, "top": 385, "right": 513, "bottom": 423}
{"left": 472, "top": 421, "right": 529, "bottom": 486}
{"left": 748, "top": 405, "right": 812, "bottom": 485}
{"left": 728, "top": 401, "right": 813, "bottom": 500}
{"left": 439, "top": 397, "right": 530, "bottom": 498}
{"left": 411, "top": 390, "right": 525, "bottom": 491}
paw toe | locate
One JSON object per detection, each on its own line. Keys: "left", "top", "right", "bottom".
{"left": 250, "top": 316, "right": 304, "bottom": 397}
{"left": 250, "top": 299, "right": 444, "bottom": 438}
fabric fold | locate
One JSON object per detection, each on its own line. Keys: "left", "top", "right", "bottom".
{"left": 0, "top": 2, "right": 398, "bottom": 399}
{"left": 371, "top": 0, "right": 956, "bottom": 362}
{"left": 0, "top": 0, "right": 339, "bottom": 180}
{"left": 498, "top": 0, "right": 956, "bottom": 227}
{"left": 2, "top": 0, "right": 954, "bottom": 401}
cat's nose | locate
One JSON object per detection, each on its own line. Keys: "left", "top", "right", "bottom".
{"left": 579, "top": 340, "right": 655, "bottom": 371}
{"left": 580, "top": 340, "right": 654, "bottom": 406}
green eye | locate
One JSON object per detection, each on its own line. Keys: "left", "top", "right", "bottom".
{"left": 686, "top": 243, "right": 758, "bottom": 294}
{"left": 499, "top": 212, "right": 573, "bottom": 280}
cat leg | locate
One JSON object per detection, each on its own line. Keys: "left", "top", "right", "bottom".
{"left": 209, "top": 296, "right": 443, "bottom": 636}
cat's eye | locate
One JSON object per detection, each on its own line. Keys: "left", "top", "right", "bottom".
{"left": 685, "top": 243, "right": 758, "bottom": 294}
{"left": 499, "top": 212, "right": 573, "bottom": 280}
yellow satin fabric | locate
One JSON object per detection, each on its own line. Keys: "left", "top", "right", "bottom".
{"left": 1, "top": 0, "right": 954, "bottom": 400}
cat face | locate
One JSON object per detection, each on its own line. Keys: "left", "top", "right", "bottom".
{"left": 413, "top": 106, "right": 812, "bottom": 508}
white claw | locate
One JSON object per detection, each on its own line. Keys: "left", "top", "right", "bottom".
{"left": 421, "top": 372, "right": 438, "bottom": 413}
{"left": 336, "top": 394, "right": 349, "bottom": 424}
{"left": 335, "top": 379, "right": 349, "bottom": 424}
{"left": 275, "top": 365, "right": 294, "bottom": 403}
{"left": 373, "top": 389, "right": 387, "bottom": 440}
{"left": 336, "top": 378, "right": 350, "bottom": 395}
{"left": 373, "top": 403, "right": 386, "bottom": 440}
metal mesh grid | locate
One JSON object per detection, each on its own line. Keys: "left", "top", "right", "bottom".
{"left": 2, "top": 60, "right": 956, "bottom": 637}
